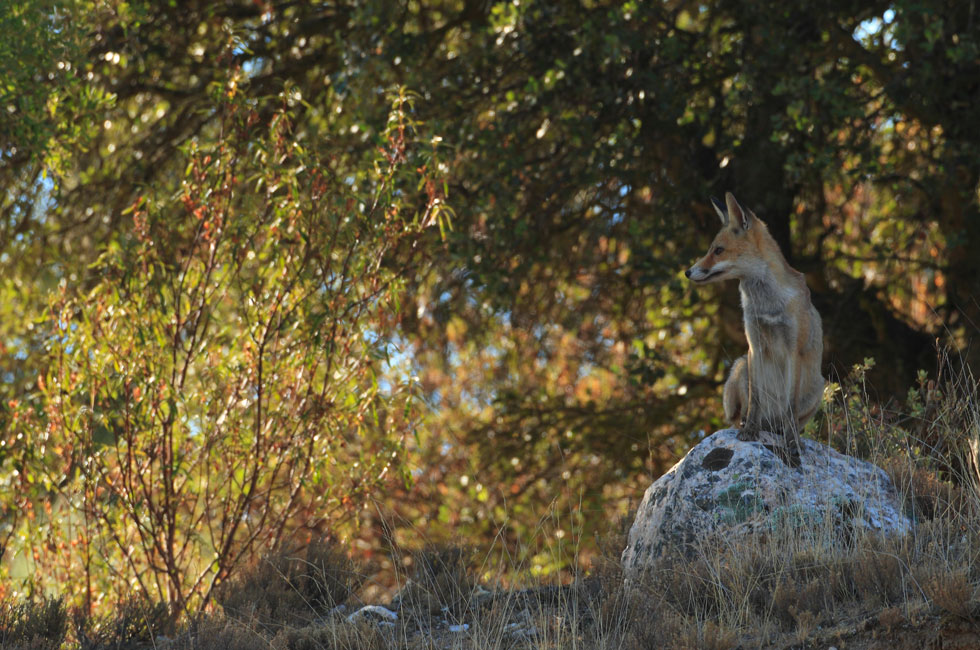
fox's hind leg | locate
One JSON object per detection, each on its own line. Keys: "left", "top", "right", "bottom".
{"left": 723, "top": 356, "right": 747, "bottom": 424}
{"left": 724, "top": 356, "right": 757, "bottom": 440}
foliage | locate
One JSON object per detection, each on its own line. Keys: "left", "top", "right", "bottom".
{"left": 2, "top": 75, "right": 446, "bottom": 613}
{"left": 1, "top": 1, "right": 80, "bottom": 158}
{"left": 0, "top": 0, "right": 978, "bottom": 608}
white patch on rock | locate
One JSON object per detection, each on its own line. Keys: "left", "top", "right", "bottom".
{"left": 621, "top": 429, "right": 911, "bottom": 574}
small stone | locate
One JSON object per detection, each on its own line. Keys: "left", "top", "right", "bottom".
{"left": 347, "top": 605, "right": 399, "bottom": 625}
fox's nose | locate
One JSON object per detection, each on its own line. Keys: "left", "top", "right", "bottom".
{"left": 684, "top": 268, "right": 692, "bottom": 278}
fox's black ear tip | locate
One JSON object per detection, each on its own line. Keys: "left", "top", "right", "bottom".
{"left": 710, "top": 195, "right": 725, "bottom": 210}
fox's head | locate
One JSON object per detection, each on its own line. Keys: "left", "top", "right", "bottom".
{"left": 685, "top": 192, "right": 768, "bottom": 284}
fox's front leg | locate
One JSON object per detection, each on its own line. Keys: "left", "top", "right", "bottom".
{"left": 737, "top": 353, "right": 774, "bottom": 443}
{"left": 752, "top": 352, "right": 804, "bottom": 467}
{"left": 779, "top": 355, "right": 804, "bottom": 464}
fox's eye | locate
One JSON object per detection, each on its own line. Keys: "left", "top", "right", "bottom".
{"left": 714, "top": 246, "right": 724, "bottom": 255}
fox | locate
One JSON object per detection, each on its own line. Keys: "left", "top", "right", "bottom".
{"left": 685, "top": 192, "right": 824, "bottom": 467}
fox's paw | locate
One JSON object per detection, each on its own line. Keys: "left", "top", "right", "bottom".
{"left": 736, "top": 427, "right": 760, "bottom": 442}
{"left": 779, "top": 432, "right": 804, "bottom": 469}
{"left": 787, "top": 443, "right": 804, "bottom": 470}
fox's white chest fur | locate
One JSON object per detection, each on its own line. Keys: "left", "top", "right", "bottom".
{"left": 739, "top": 274, "right": 798, "bottom": 326}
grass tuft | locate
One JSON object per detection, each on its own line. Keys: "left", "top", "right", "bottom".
{"left": 217, "top": 538, "right": 364, "bottom": 632}
{"left": 395, "top": 546, "right": 475, "bottom": 624}
{"left": 73, "top": 597, "right": 170, "bottom": 650}
{"left": 0, "top": 598, "right": 68, "bottom": 650}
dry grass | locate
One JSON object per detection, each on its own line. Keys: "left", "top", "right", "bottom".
{"left": 0, "top": 598, "right": 68, "bottom": 650}
{"left": 216, "top": 538, "right": 365, "bottom": 632}
{"left": 7, "top": 354, "right": 980, "bottom": 648}
{"left": 73, "top": 598, "right": 171, "bottom": 649}
{"left": 5, "top": 480, "right": 980, "bottom": 650}
{"left": 394, "top": 547, "right": 476, "bottom": 624}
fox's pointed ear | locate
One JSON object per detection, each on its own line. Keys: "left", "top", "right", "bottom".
{"left": 725, "top": 192, "right": 750, "bottom": 230}
{"left": 710, "top": 196, "right": 728, "bottom": 226}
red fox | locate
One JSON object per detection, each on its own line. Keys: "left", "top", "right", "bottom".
{"left": 685, "top": 193, "right": 824, "bottom": 466}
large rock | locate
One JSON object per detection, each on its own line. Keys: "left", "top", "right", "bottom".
{"left": 621, "top": 429, "right": 911, "bottom": 574}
